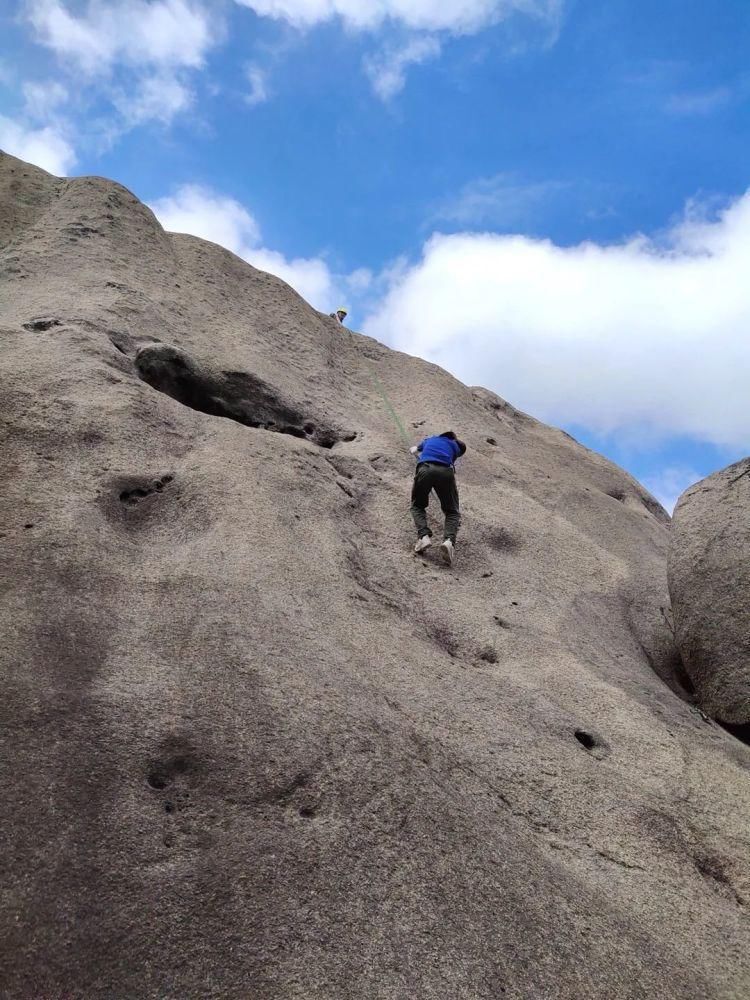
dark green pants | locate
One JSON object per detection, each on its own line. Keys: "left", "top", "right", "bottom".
{"left": 411, "top": 462, "right": 461, "bottom": 543}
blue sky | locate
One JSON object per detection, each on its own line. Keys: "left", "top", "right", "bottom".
{"left": 2, "top": 0, "right": 749, "bottom": 509}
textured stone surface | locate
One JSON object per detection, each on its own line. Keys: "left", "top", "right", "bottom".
{"left": 1, "top": 150, "right": 749, "bottom": 999}
{"left": 669, "top": 458, "right": 750, "bottom": 726}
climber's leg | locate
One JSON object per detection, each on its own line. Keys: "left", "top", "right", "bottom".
{"left": 410, "top": 464, "right": 434, "bottom": 541}
{"left": 433, "top": 465, "right": 461, "bottom": 544}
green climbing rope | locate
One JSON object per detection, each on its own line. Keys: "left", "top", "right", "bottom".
{"left": 363, "top": 358, "right": 411, "bottom": 448}
{"left": 346, "top": 326, "right": 411, "bottom": 448}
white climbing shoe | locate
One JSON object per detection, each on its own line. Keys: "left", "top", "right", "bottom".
{"left": 414, "top": 536, "right": 432, "bottom": 554}
{"left": 440, "top": 539, "right": 454, "bottom": 566}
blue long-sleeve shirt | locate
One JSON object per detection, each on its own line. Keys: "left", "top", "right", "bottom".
{"left": 417, "top": 435, "right": 463, "bottom": 467}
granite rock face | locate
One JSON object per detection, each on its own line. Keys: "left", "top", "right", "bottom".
{"left": 1, "top": 151, "right": 749, "bottom": 1000}
{"left": 669, "top": 458, "right": 750, "bottom": 727}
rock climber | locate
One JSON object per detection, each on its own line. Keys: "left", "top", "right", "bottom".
{"left": 330, "top": 307, "right": 348, "bottom": 325}
{"left": 409, "top": 431, "right": 466, "bottom": 565}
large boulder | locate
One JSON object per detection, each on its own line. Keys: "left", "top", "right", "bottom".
{"left": 668, "top": 458, "right": 750, "bottom": 726}
{"left": 2, "top": 150, "right": 749, "bottom": 1000}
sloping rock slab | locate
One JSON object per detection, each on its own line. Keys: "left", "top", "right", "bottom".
{"left": 669, "top": 458, "right": 750, "bottom": 724}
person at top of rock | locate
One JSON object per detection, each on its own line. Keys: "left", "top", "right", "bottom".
{"left": 409, "top": 430, "right": 466, "bottom": 566}
{"left": 330, "top": 307, "right": 348, "bottom": 325}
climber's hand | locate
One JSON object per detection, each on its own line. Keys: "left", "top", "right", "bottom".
{"left": 409, "top": 445, "right": 419, "bottom": 456}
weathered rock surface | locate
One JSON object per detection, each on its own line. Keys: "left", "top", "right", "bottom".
{"left": 1, "top": 150, "right": 749, "bottom": 999}
{"left": 669, "top": 458, "right": 750, "bottom": 728}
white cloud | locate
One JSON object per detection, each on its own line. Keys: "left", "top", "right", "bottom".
{"left": 148, "top": 184, "right": 262, "bottom": 249}
{"left": 22, "top": 2, "right": 217, "bottom": 139}
{"left": 665, "top": 87, "right": 732, "bottom": 116}
{"left": 244, "top": 64, "right": 270, "bottom": 106}
{"left": 362, "top": 192, "right": 750, "bottom": 449}
{"left": 22, "top": 80, "right": 69, "bottom": 119}
{"left": 0, "top": 115, "right": 76, "bottom": 174}
{"left": 364, "top": 35, "right": 441, "bottom": 99}
{"left": 347, "top": 266, "right": 374, "bottom": 294}
{"left": 234, "top": 1, "right": 561, "bottom": 97}
{"left": 234, "top": 0, "right": 561, "bottom": 34}
{"left": 113, "top": 73, "right": 193, "bottom": 124}
{"left": 26, "top": 0, "right": 217, "bottom": 74}
{"left": 248, "top": 247, "right": 335, "bottom": 305}
{"left": 642, "top": 466, "right": 702, "bottom": 514}
{"left": 434, "top": 173, "right": 568, "bottom": 227}
{"left": 148, "top": 184, "right": 342, "bottom": 308}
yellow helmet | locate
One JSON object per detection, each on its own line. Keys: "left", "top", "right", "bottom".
{"left": 337, "top": 306, "right": 348, "bottom": 316}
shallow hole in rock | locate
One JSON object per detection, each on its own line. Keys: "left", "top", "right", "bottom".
{"left": 154, "top": 475, "right": 174, "bottom": 492}
{"left": 164, "top": 801, "right": 174, "bottom": 814}
{"left": 316, "top": 430, "right": 339, "bottom": 448}
{"left": 147, "top": 749, "right": 196, "bottom": 791}
{"left": 488, "top": 528, "right": 521, "bottom": 553}
{"left": 118, "top": 476, "right": 174, "bottom": 507}
{"left": 693, "top": 852, "right": 731, "bottom": 885}
{"left": 486, "top": 437, "right": 497, "bottom": 446}
{"left": 574, "top": 730, "right": 598, "bottom": 751}
{"left": 23, "top": 317, "right": 61, "bottom": 332}
{"left": 606, "top": 490, "right": 626, "bottom": 502}
{"left": 277, "top": 423, "right": 306, "bottom": 440}
{"left": 23, "top": 523, "right": 34, "bottom": 530}
{"left": 299, "top": 806, "right": 316, "bottom": 819}
{"left": 431, "top": 625, "right": 459, "bottom": 658}
{"left": 120, "top": 487, "right": 149, "bottom": 504}
{"left": 135, "top": 345, "right": 352, "bottom": 449}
